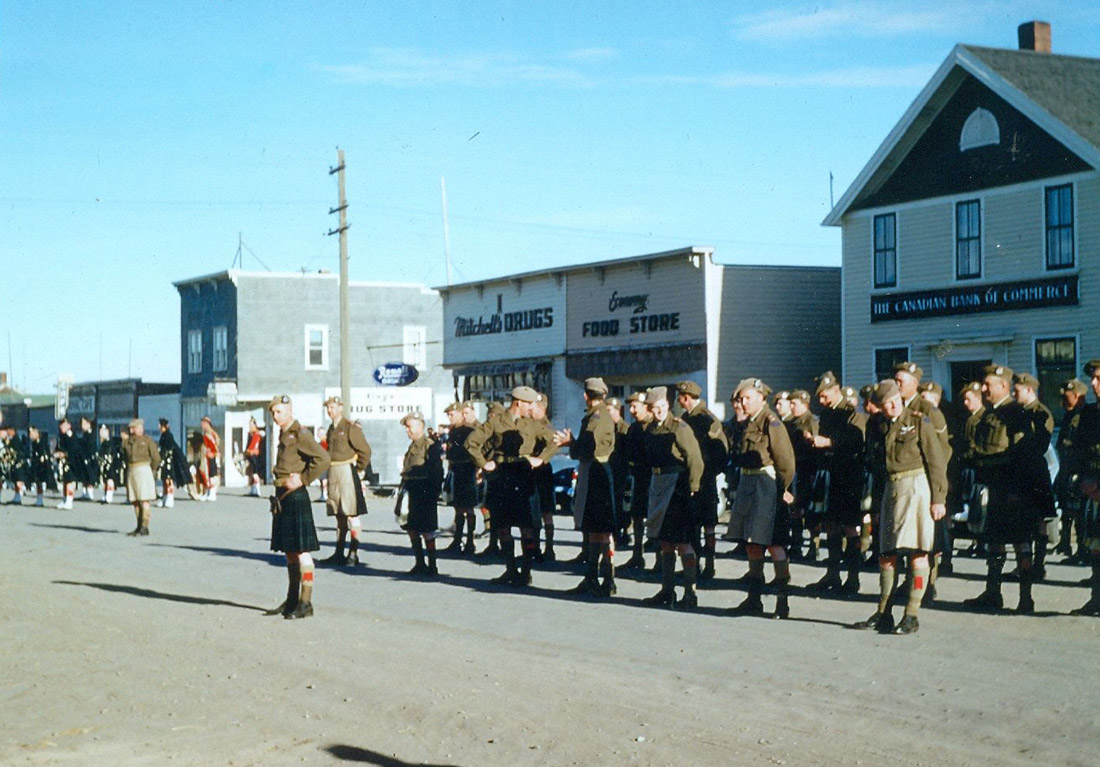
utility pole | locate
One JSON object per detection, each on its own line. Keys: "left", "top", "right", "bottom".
{"left": 327, "top": 149, "right": 351, "bottom": 409}
{"left": 441, "top": 176, "right": 452, "bottom": 287}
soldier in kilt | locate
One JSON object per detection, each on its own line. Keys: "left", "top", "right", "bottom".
{"left": 157, "top": 419, "right": 190, "bottom": 509}
{"left": 444, "top": 402, "right": 478, "bottom": 555}
{"left": 400, "top": 412, "right": 444, "bottom": 577}
{"left": 266, "top": 395, "right": 330, "bottom": 620}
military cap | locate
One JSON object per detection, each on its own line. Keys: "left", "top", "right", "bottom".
{"left": 606, "top": 397, "right": 623, "bottom": 410}
{"left": 583, "top": 377, "right": 609, "bottom": 396}
{"left": 870, "top": 380, "right": 901, "bottom": 407}
{"left": 790, "top": 389, "right": 811, "bottom": 403}
{"left": 201, "top": 415, "right": 212, "bottom": 424}
{"left": 399, "top": 411, "right": 425, "bottom": 426}
{"left": 324, "top": 395, "right": 342, "bottom": 406}
{"left": 268, "top": 394, "right": 291, "bottom": 408}
{"left": 859, "top": 383, "right": 876, "bottom": 401}
{"left": 982, "top": 364, "right": 1014, "bottom": 382}
{"left": 128, "top": 418, "right": 144, "bottom": 429}
{"left": 814, "top": 371, "right": 840, "bottom": 396}
{"left": 625, "top": 391, "right": 647, "bottom": 405}
{"left": 734, "top": 377, "right": 772, "bottom": 399}
{"left": 443, "top": 401, "right": 462, "bottom": 414}
{"left": 645, "top": 385, "right": 669, "bottom": 403}
{"left": 510, "top": 385, "right": 538, "bottom": 403}
{"left": 893, "top": 361, "right": 923, "bottom": 380}
{"left": 676, "top": 380, "right": 702, "bottom": 398}
{"left": 461, "top": 400, "right": 477, "bottom": 410}
{"left": 534, "top": 392, "right": 550, "bottom": 409}
{"left": 1084, "top": 359, "right": 1100, "bottom": 377}
{"left": 919, "top": 381, "right": 943, "bottom": 398}
{"left": 772, "top": 390, "right": 791, "bottom": 405}
{"left": 1013, "top": 372, "right": 1040, "bottom": 390}
{"left": 959, "top": 381, "right": 982, "bottom": 397}
{"left": 158, "top": 417, "right": 170, "bottom": 427}
{"left": 1062, "top": 379, "right": 1087, "bottom": 395}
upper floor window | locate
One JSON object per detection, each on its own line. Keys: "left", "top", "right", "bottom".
{"left": 187, "top": 329, "right": 202, "bottom": 374}
{"left": 959, "top": 107, "right": 1000, "bottom": 151}
{"left": 874, "top": 346, "right": 909, "bottom": 383}
{"left": 1045, "top": 184, "right": 1074, "bottom": 270}
{"left": 955, "top": 200, "right": 981, "bottom": 280}
{"left": 304, "top": 324, "right": 328, "bottom": 370}
{"left": 403, "top": 326, "right": 427, "bottom": 369}
{"left": 873, "top": 213, "right": 897, "bottom": 289}
{"left": 212, "top": 326, "right": 228, "bottom": 372}
{"left": 1035, "top": 336, "right": 1076, "bottom": 415}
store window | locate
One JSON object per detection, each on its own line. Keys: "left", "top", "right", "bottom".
{"left": 873, "top": 213, "right": 897, "bottom": 289}
{"left": 874, "top": 346, "right": 910, "bottom": 384}
{"left": 1035, "top": 337, "right": 1076, "bottom": 414}
{"left": 188, "top": 329, "right": 202, "bottom": 374}
{"left": 304, "top": 324, "right": 328, "bottom": 370}
{"left": 1045, "top": 184, "right": 1074, "bottom": 270}
{"left": 956, "top": 200, "right": 981, "bottom": 280}
{"left": 213, "top": 326, "right": 228, "bottom": 372}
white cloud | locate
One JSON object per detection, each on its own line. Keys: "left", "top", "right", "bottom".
{"left": 564, "top": 47, "right": 619, "bottom": 62}
{"left": 319, "top": 47, "right": 595, "bottom": 87}
{"left": 639, "top": 64, "right": 935, "bottom": 89}
{"left": 731, "top": 2, "right": 954, "bottom": 41}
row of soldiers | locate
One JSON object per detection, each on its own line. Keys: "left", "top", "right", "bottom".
{"left": 0, "top": 415, "right": 190, "bottom": 510}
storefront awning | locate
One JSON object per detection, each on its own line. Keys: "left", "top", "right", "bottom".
{"left": 448, "top": 360, "right": 551, "bottom": 377}
{"left": 566, "top": 344, "right": 706, "bottom": 380}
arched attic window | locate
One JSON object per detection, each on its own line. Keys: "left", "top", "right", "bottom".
{"left": 959, "top": 107, "right": 1000, "bottom": 151}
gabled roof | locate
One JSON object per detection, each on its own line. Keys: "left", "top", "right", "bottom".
{"left": 823, "top": 44, "right": 1100, "bottom": 226}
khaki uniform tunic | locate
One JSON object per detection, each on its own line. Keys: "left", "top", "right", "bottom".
{"left": 644, "top": 414, "right": 704, "bottom": 540}
{"left": 325, "top": 417, "right": 371, "bottom": 517}
{"left": 569, "top": 402, "right": 617, "bottom": 530}
{"left": 727, "top": 406, "right": 796, "bottom": 545}
{"left": 123, "top": 434, "right": 161, "bottom": 503}
{"left": 874, "top": 407, "right": 948, "bottom": 553}
{"left": 273, "top": 420, "right": 330, "bottom": 488}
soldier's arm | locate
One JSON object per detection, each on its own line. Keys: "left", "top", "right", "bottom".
{"left": 534, "top": 422, "right": 561, "bottom": 463}
{"left": 769, "top": 417, "right": 797, "bottom": 493}
{"left": 349, "top": 423, "right": 373, "bottom": 472}
{"left": 149, "top": 438, "right": 161, "bottom": 473}
{"left": 677, "top": 424, "right": 705, "bottom": 492}
{"left": 462, "top": 421, "right": 493, "bottom": 469}
{"left": 297, "top": 429, "right": 331, "bottom": 487}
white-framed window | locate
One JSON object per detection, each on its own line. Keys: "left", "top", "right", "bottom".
{"left": 1035, "top": 336, "right": 1077, "bottom": 414}
{"left": 1045, "top": 183, "right": 1075, "bottom": 270}
{"left": 188, "top": 329, "right": 203, "bottom": 374}
{"left": 955, "top": 199, "right": 982, "bottom": 280}
{"left": 213, "top": 326, "right": 228, "bottom": 372}
{"left": 403, "top": 325, "right": 427, "bottom": 369}
{"left": 873, "top": 346, "right": 910, "bottom": 383}
{"left": 872, "top": 212, "right": 897, "bottom": 289}
{"left": 304, "top": 324, "right": 329, "bottom": 370}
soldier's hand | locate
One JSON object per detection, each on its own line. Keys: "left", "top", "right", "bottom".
{"left": 811, "top": 435, "right": 831, "bottom": 448}
{"left": 782, "top": 490, "right": 794, "bottom": 505}
{"left": 482, "top": 460, "right": 497, "bottom": 472}
{"left": 527, "top": 457, "right": 544, "bottom": 469}
{"left": 931, "top": 503, "right": 946, "bottom": 521}
{"left": 552, "top": 428, "right": 573, "bottom": 447}
{"left": 285, "top": 472, "right": 303, "bottom": 491}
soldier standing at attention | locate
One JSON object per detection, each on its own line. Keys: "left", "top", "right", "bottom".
{"left": 267, "top": 395, "right": 330, "bottom": 620}
{"left": 642, "top": 386, "right": 704, "bottom": 609}
{"left": 55, "top": 417, "right": 78, "bottom": 509}
{"left": 1069, "top": 359, "right": 1100, "bottom": 615}
{"left": 555, "top": 378, "right": 618, "bottom": 597}
{"left": 606, "top": 397, "right": 632, "bottom": 550}
{"left": 122, "top": 419, "right": 161, "bottom": 537}
{"left": 773, "top": 391, "right": 792, "bottom": 422}
{"left": 726, "top": 378, "right": 797, "bottom": 619}
{"left": 1053, "top": 379, "right": 1089, "bottom": 562}
{"left": 156, "top": 418, "right": 190, "bottom": 509}
{"left": 400, "top": 412, "right": 444, "bottom": 577}
{"left": 852, "top": 381, "right": 948, "bottom": 634}
{"left": 466, "top": 387, "right": 547, "bottom": 586}
{"left": 1013, "top": 373, "right": 1056, "bottom": 580}
{"left": 321, "top": 396, "right": 372, "bottom": 567}
{"left": 963, "top": 366, "right": 1037, "bottom": 613}
{"left": 472, "top": 401, "right": 505, "bottom": 559}
{"left": 676, "top": 380, "right": 730, "bottom": 582}
{"left": 809, "top": 372, "right": 867, "bottom": 595}
{"left": 77, "top": 417, "right": 98, "bottom": 500}
{"left": 443, "top": 402, "right": 478, "bottom": 556}
{"left": 785, "top": 390, "right": 818, "bottom": 559}
{"left": 620, "top": 391, "right": 652, "bottom": 570}
{"left": 528, "top": 393, "right": 561, "bottom": 561}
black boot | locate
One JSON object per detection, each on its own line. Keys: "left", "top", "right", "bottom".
{"left": 730, "top": 576, "right": 765, "bottom": 616}
{"left": 964, "top": 553, "right": 1005, "bottom": 612}
{"left": 643, "top": 552, "right": 677, "bottom": 607}
{"left": 266, "top": 564, "right": 301, "bottom": 617}
{"left": 839, "top": 536, "right": 861, "bottom": 596}
{"left": 1017, "top": 556, "right": 1035, "bottom": 614}
{"left": 320, "top": 540, "right": 346, "bottom": 566}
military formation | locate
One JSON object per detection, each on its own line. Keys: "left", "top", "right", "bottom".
{"left": 7, "top": 359, "right": 1100, "bottom": 631}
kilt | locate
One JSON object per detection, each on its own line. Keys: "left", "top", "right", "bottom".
{"left": 826, "top": 477, "right": 864, "bottom": 528}
{"left": 492, "top": 463, "right": 533, "bottom": 530}
{"left": 529, "top": 463, "right": 555, "bottom": 528}
{"left": 578, "top": 460, "right": 616, "bottom": 534}
{"left": 879, "top": 471, "right": 934, "bottom": 554}
{"left": 727, "top": 470, "right": 784, "bottom": 546}
{"left": 270, "top": 487, "right": 319, "bottom": 553}
{"left": 695, "top": 471, "right": 720, "bottom": 528}
{"left": 405, "top": 478, "right": 439, "bottom": 534}
{"left": 126, "top": 462, "right": 157, "bottom": 503}
{"left": 631, "top": 468, "right": 650, "bottom": 519}
{"left": 326, "top": 462, "right": 362, "bottom": 518}
{"left": 978, "top": 465, "right": 1036, "bottom": 545}
{"left": 652, "top": 470, "right": 695, "bottom": 544}
{"left": 448, "top": 462, "right": 479, "bottom": 508}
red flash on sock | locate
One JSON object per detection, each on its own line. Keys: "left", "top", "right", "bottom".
{"left": 302, "top": 572, "right": 314, "bottom": 583}
{"left": 914, "top": 576, "right": 924, "bottom": 590}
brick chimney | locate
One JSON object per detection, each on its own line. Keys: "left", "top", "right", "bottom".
{"left": 0, "top": 372, "right": 7, "bottom": 388}
{"left": 1018, "top": 21, "right": 1051, "bottom": 53}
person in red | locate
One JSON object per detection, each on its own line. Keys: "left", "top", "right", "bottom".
{"left": 245, "top": 417, "right": 266, "bottom": 497}
{"left": 200, "top": 416, "right": 221, "bottom": 502}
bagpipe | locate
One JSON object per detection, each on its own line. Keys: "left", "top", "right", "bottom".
{"left": 808, "top": 469, "right": 830, "bottom": 516}
{"left": 393, "top": 482, "right": 409, "bottom": 529}
{"left": 952, "top": 467, "right": 989, "bottom": 536}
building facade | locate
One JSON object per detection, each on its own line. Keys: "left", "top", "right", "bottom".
{"left": 439, "top": 247, "right": 841, "bottom": 439}
{"left": 174, "top": 270, "right": 448, "bottom": 485}
{"left": 825, "top": 23, "right": 1100, "bottom": 413}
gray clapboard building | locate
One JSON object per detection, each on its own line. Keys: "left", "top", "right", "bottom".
{"left": 824, "top": 22, "right": 1100, "bottom": 413}
{"left": 174, "top": 270, "right": 448, "bottom": 485}
{"left": 438, "top": 246, "right": 840, "bottom": 435}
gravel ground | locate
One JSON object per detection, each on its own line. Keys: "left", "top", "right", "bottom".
{"left": 3, "top": 489, "right": 1099, "bottom": 766}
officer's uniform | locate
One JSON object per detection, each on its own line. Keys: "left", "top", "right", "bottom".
{"left": 122, "top": 428, "right": 161, "bottom": 505}
{"left": 325, "top": 413, "right": 372, "bottom": 519}
{"left": 1070, "top": 359, "right": 1100, "bottom": 614}
{"left": 570, "top": 391, "right": 617, "bottom": 536}
{"left": 786, "top": 390, "right": 819, "bottom": 557}
{"left": 1054, "top": 379, "right": 1088, "bottom": 559}
{"left": 401, "top": 430, "right": 443, "bottom": 534}
{"left": 622, "top": 392, "right": 652, "bottom": 568}
{"left": 446, "top": 412, "right": 479, "bottom": 509}
{"left": 270, "top": 417, "right": 330, "bottom": 554}
{"left": 727, "top": 394, "right": 796, "bottom": 547}
{"left": 677, "top": 381, "right": 730, "bottom": 579}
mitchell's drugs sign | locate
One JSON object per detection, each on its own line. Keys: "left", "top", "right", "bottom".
{"left": 870, "top": 275, "right": 1078, "bottom": 323}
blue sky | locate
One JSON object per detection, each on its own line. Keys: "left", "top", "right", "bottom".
{"left": 3, "top": 1, "right": 1099, "bottom": 392}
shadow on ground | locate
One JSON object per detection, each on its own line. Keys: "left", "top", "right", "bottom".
{"left": 53, "top": 580, "right": 268, "bottom": 611}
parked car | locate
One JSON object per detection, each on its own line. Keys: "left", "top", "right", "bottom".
{"left": 553, "top": 465, "right": 577, "bottom": 514}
